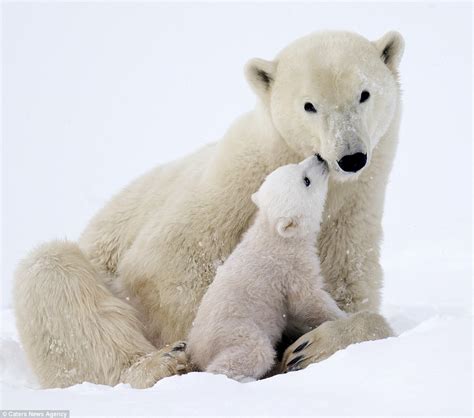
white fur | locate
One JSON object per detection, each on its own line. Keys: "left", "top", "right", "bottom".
{"left": 188, "top": 156, "right": 345, "bottom": 380}
{"left": 14, "top": 30, "right": 403, "bottom": 388}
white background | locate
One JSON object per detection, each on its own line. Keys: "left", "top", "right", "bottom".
{"left": 1, "top": 2, "right": 472, "bottom": 416}
{"left": 2, "top": 2, "right": 472, "bottom": 308}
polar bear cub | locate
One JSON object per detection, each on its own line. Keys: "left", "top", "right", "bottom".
{"left": 187, "top": 155, "right": 346, "bottom": 381}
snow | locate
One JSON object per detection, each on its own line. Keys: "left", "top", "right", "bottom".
{"left": 1, "top": 301, "right": 472, "bottom": 416}
{"left": 1, "top": 1, "right": 472, "bottom": 417}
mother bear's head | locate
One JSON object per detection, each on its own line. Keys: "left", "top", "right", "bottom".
{"left": 245, "top": 31, "right": 404, "bottom": 182}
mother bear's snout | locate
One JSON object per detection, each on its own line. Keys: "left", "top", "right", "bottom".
{"left": 337, "top": 152, "right": 367, "bottom": 173}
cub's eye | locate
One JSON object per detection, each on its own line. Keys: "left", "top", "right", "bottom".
{"left": 360, "top": 90, "right": 370, "bottom": 103}
{"left": 303, "top": 176, "right": 311, "bottom": 187}
{"left": 304, "top": 102, "right": 317, "bottom": 113}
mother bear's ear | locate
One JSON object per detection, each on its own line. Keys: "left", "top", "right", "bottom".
{"left": 373, "top": 31, "right": 405, "bottom": 73}
{"left": 245, "top": 58, "right": 277, "bottom": 102}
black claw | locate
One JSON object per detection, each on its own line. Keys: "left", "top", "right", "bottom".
{"left": 293, "top": 341, "right": 309, "bottom": 354}
{"left": 288, "top": 360, "right": 304, "bottom": 372}
{"left": 172, "top": 342, "right": 187, "bottom": 352}
{"left": 287, "top": 355, "right": 304, "bottom": 367}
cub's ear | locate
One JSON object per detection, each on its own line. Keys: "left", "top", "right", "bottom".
{"left": 251, "top": 192, "right": 260, "bottom": 208}
{"left": 276, "top": 217, "right": 298, "bottom": 238}
{"left": 245, "top": 58, "right": 277, "bottom": 101}
{"left": 373, "top": 31, "right": 405, "bottom": 73}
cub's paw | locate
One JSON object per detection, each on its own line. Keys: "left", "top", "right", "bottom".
{"left": 121, "top": 341, "right": 191, "bottom": 388}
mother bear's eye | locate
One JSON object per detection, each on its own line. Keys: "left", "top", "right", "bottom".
{"left": 303, "top": 176, "right": 311, "bottom": 187}
{"left": 304, "top": 102, "right": 317, "bottom": 113}
{"left": 359, "top": 90, "right": 370, "bottom": 103}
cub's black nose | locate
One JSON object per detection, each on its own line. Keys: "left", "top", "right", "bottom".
{"left": 337, "top": 153, "right": 367, "bottom": 173}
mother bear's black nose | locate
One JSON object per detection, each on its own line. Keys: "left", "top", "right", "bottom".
{"left": 337, "top": 153, "right": 367, "bottom": 173}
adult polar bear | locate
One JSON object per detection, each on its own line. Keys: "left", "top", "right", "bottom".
{"left": 14, "top": 30, "right": 404, "bottom": 388}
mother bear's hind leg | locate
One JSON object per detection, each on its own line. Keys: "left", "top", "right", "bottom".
{"left": 14, "top": 240, "right": 190, "bottom": 388}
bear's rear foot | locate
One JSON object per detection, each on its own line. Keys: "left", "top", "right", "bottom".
{"left": 121, "top": 341, "right": 192, "bottom": 388}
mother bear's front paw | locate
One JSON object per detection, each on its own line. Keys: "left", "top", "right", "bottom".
{"left": 281, "top": 311, "right": 394, "bottom": 373}
{"left": 280, "top": 321, "right": 341, "bottom": 373}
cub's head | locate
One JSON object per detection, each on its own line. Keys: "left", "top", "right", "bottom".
{"left": 252, "top": 155, "right": 329, "bottom": 238}
{"left": 245, "top": 31, "right": 404, "bottom": 181}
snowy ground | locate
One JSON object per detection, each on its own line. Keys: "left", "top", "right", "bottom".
{"left": 0, "top": 308, "right": 471, "bottom": 416}
{"left": 1, "top": 2, "right": 472, "bottom": 417}
{"left": 1, "top": 247, "right": 472, "bottom": 416}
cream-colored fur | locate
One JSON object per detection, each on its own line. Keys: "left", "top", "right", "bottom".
{"left": 14, "top": 30, "right": 403, "bottom": 388}
{"left": 188, "top": 156, "right": 346, "bottom": 380}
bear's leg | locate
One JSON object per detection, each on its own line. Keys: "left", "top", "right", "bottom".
{"left": 206, "top": 334, "right": 275, "bottom": 381}
{"left": 288, "top": 287, "right": 347, "bottom": 332}
{"left": 280, "top": 311, "right": 393, "bottom": 372}
{"left": 14, "top": 240, "right": 190, "bottom": 388}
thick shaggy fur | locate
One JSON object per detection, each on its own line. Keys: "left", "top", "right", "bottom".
{"left": 188, "top": 157, "right": 345, "bottom": 380}
{"left": 14, "top": 30, "right": 403, "bottom": 388}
